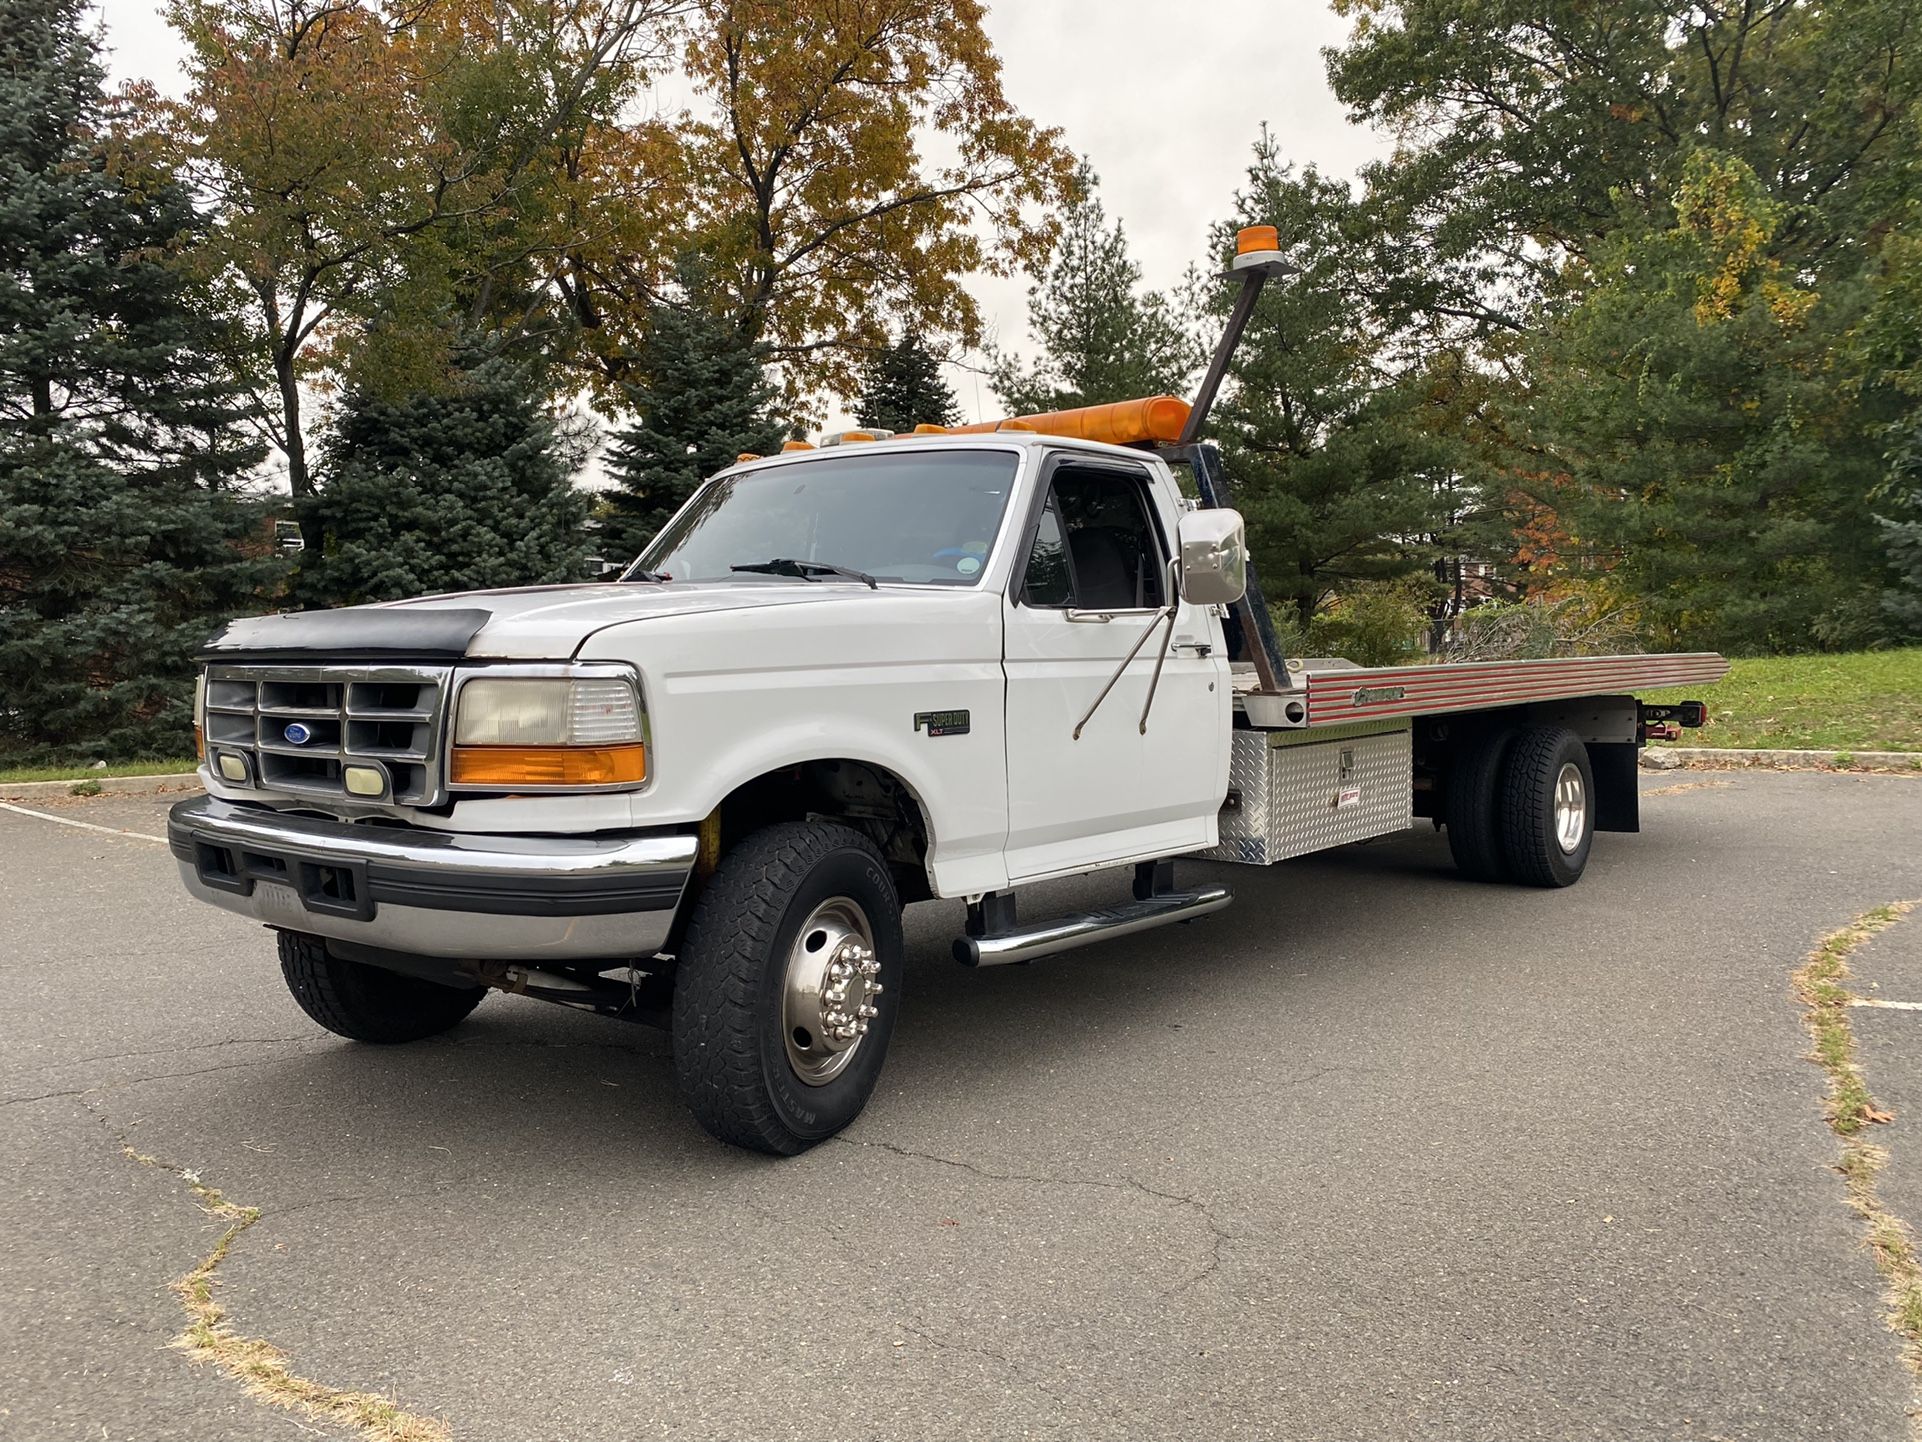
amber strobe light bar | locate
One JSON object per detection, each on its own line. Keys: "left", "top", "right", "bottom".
{"left": 940, "top": 395, "right": 1191, "bottom": 447}
{"left": 847, "top": 229, "right": 1286, "bottom": 454}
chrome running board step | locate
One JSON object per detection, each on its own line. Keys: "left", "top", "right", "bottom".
{"left": 953, "top": 884, "right": 1233, "bottom": 968}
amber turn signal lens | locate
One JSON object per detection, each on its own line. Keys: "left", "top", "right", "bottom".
{"left": 449, "top": 744, "right": 647, "bottom": 787}
{"left": 1236, "top": 224, "right": 1280, "bottom": 254}
{"left": 194, "top": 723, "right": 205, "bottom": 760}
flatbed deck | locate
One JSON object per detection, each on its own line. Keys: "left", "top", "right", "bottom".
{"left": 1234, "top": 653, "right": 1730, "bottom": 730}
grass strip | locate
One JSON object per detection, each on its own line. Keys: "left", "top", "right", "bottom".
{"left": 125, "top": 1147, "right": 450, "bottom": 1442}
{"left": 1645, "top": 648, "right": 1922, "bottom": 753}
{"left": 1792, "top": 901, "right": 1922, "bottom": 1372}
{"left": 0, "top": 757, "right": 197, "bottom": 784}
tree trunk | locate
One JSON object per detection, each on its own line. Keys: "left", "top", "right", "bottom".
{"left": 276, "top": 350, "right": 320, "bottom": 556}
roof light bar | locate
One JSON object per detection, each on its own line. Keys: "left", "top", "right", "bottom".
{"left": 946, "top": 395, "right": 1191, "bottom": 447}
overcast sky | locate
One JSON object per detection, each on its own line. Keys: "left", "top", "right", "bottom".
{"left": 88, "top": 0, "right": 1390, "bottom": 427}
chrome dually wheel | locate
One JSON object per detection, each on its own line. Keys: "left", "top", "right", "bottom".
{"left": 671, "top": 821, "right": 904, "bottom": 1155}
{"left": 783, "top": 897, "right": 884, "bottom": 1084}
{"left": 1553, "top": 761, "right": 1588, "bottom": 856}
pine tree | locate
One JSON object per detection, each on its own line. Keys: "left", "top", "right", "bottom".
{"left": 853, "top": 330, "right": 960, "bottom": 432}
{"left": 1327, "top": 0, "right": 1922, "bottom": 651}
{"left": 602, "top": 290, "right": 784, "bottom": 561}
{"left": 987, "top": 166, "right": 1195, "bottom": 414}
{"left": 1877, "top": 428, "right": 1922, "bottom": 637}
{"left": 0, "top": 0, "right": 275, "bottom": 761}
{"left": 1539, "top": 152, "right": 1891, "bottom": 652}
{"left": 298, "top": 350, "right": 591, "bottom": 607}
{"left": 1210, "top": 137, "right": 1457, "bottom": 630}
{"left": 1864, "top": 232, "right": 1922, "bottom": 642}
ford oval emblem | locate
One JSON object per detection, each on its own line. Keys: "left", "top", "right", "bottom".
{"left": 282, "top": 722, "right": 313, "bottom": 745}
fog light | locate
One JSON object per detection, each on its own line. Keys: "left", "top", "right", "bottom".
{"left": 216, "top": 753, "right": 248, "bottom": 784}
{"left": 343, "top": 765, "right": 387, "bottom": 797}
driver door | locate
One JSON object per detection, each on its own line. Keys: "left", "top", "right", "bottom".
{"left": 1001, "top": 456, "right": 1230, "bottom": 882}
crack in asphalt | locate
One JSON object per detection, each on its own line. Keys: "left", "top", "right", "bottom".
{"left": 832, "top": 1134, "right": 1238, "bottom": 1296}
{"left": 1, "top": 1051, "right": 327, "bottom": 1107}
{"left": 898, "top": 1313, "right": 1047, "bottom": 1386}
{"left": 56, "top": 1033, "right": 318, "bottom": 1069}
{"left": 0, "top": 1085, "right": 93, "bottom": 1108}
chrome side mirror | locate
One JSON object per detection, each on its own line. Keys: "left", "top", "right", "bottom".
{"left": 1176, "top": 509, "right": 1247, "bottom": 606}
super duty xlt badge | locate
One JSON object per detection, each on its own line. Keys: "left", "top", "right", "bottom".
{"left": 1351, "top": 685, "right": 1406, "bottom": 706}
{"left": 914, "top": 710, "right": 970, "bottom": 738}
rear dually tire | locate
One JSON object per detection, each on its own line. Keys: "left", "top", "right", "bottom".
{"left": 1445, "top": 725, "right": 1516, "bottom": 883}
{"left": 1498, "top": 725, "right": 1596, "bottom": 888}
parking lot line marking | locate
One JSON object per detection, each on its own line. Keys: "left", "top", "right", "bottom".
{"left": 0, "top": 800, "right": 165, "bottom": 844}
{"left": 1848, "top": 997, "right": 1922, "bottom": 1011}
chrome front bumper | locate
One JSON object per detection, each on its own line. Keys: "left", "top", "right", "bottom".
{"left": 167, "top": 795, "right": 697, "bottom": 962}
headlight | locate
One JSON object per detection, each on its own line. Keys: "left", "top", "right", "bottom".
{"left": 450, "top": 672, "right": 647, "bottom": 788}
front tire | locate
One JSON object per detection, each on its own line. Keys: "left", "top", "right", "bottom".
{"left": 1498, "top": 726, "right": 1596, "bottom": 887}
{"left": 277, "top": 932, "right": 485, "bottom": 1042}
{"left": 671, "top": 822, "right": 904, "bottom": 1155}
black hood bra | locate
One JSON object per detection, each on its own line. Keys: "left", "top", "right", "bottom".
{"left": 199, "top": 606, "right": 494, "bottom": 664}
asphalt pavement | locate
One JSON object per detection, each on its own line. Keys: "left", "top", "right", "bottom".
{"left": 3, "top": 771, "right": 1920, "bottom": 1441}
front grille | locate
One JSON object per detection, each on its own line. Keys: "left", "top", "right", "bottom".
{"left": 203, "top": 664, "right": 453, "bottom": 807}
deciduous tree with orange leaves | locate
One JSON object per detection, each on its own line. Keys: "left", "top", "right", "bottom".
{"left": 159, "top": 0, "right": 1073, "bottom": 508}
{"left": 158, "top": 0, "right": 674, "bottom": 527}
{"left": 670, "top": 0, "right": 1076, "bottom": 403}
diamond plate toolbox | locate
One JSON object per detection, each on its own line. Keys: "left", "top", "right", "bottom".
{"left": 1196, "top": 722, "right": 1413, "bottom": 865}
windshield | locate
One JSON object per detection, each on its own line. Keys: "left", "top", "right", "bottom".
{"left": 633, "top": 449, "right": 1019, "bottom": 586}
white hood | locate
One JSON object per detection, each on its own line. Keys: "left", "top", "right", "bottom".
{"left": 383, "top": 580, "right": 888, "bottom": 659}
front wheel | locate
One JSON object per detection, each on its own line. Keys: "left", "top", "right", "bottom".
{"left": 278, "top": 932, "right": 485, "bottom": 1042}
{"left": 671, "top": 822, "right": 904, "bottom": 1155}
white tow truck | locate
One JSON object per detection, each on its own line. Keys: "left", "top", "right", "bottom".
{"left": 169, "top": 229, "right": 1726, "bottom": 1153}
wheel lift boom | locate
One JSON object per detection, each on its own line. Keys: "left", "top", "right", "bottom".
{"left": 1159, "top": 232, "right": 1298, "bottom": 697}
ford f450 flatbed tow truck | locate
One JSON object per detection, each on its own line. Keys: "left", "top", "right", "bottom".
{"left": 168, "top": 228, "right": 1725, "bottom": 1153}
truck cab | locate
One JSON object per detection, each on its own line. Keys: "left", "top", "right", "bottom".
{"left": 171, "top": 420, "right": 1262, "bottom": 1152}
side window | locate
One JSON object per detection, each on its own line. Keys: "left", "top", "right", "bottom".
{"left": 1021, "top": 466, "right": 1166, "bottom": 610}
{"left": 1022, "top": 496, "right": 1073, "bottom": 606}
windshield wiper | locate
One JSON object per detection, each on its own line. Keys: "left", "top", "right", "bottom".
{"left": 729, "top": 558, "right": 878, "bottom": 590}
